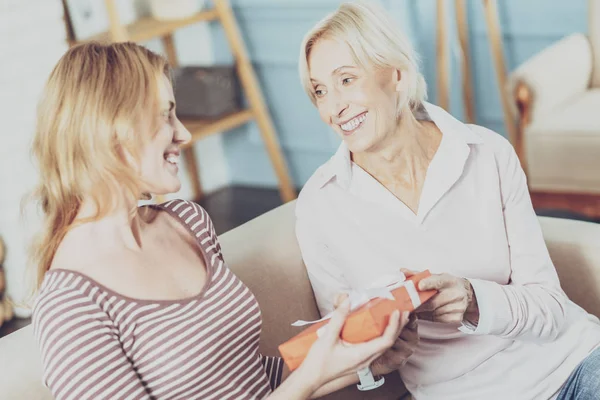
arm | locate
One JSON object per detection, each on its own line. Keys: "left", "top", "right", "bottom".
{"left": 295, "top": 205, "right": 351, "bottom": 316}
{"left": 461, "top": 138, "right": 569, "bottom": 342}
{"left": 259, "top": 355, "right": 285, "bottom": 391}
{"left": 33, "top": 289, "right": 151, "bottom": 400}
{"left": 507, "top": 33, "right": 592, "bottom": 123}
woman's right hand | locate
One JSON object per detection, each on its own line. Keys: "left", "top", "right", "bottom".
{"left": 296, "top": 300, "right": 408, "bottom": 392}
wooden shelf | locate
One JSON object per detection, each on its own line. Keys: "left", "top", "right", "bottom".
{"left": 61, "top": 0, "right": 296, "bottom": 202}
{"left": 84, "top": 9, "right": 219, "bottom": 43}
{"left": 181, "top": 109, "right": 255, "bottom": 145}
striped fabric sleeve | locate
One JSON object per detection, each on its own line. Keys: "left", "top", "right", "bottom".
{"left": 258, "top": 354, "right": 284, "bottom": 391}
{"left": 33, "top": 289, "right": 152, "bottom": 400}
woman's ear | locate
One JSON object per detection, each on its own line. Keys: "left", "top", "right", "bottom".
{"left": 394, "top": 69, "right": 403, "bottom": 92}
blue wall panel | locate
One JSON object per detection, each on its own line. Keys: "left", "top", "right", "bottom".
{"left": 211, "top": 0, "right": 587, "bottom": 188}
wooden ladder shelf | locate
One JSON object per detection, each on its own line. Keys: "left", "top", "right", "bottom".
{"left": 62, "top": 0, "right": 297, "bottom": 203}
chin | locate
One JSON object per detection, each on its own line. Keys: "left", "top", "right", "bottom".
{"left": 343, "top": 134, "right": 376, "bottom": 154}
{"left": 148, "top": 180, "right": 181, "bottom": 197}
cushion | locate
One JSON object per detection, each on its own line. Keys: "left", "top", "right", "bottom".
{"left": 525, "top": 89, "right": 600, "bottom": 193}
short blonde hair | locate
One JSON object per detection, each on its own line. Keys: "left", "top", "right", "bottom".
{"left": 299, "top": 1, "right": 427, "bottom": 112}
{"left": 30, "top": 42, "right": 170, "bottom": 287}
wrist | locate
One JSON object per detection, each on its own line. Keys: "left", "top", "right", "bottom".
{"left": 464, "top": 279, "right": 480, "bottom": 325}
{"left": 371, "top": 361, "right": 392, "bottom": 377}
{"left": 293, "top": 363, "right": 321, "bottom": 397}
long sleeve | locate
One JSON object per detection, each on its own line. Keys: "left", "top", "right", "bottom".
{"left": 258, "top": 354, "right": 284, "bottom": 391}
{"left": 295, "top": 201, "right": 352, "bottom": 316}
{"left": 32, "top": 289, "right": 152, "bottom": 400}
{"left": 461, "top": 140, "right": 569, "bottom": 342}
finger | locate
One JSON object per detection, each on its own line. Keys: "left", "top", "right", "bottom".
{"left": 389, "top": 337, "right": 417, "bottom": 357}
{"left": 348, "top": 310, "right": 403, "bottom": 367}
{"left": 322, "top": 299, "right": 350, "bottom": 343}
{"left": 435, "top": 312, "right": 464, "bottom": 324}
{"left": 415, "top": 311, "right": 434, "bottom": 321}
{"left": 333, "top": 293, "right": 349, "bottom": 309}
{"left": 406, "top": 313, "right": 418, "bottom": 330}
{"left": 381, "top": 311, "right": 409, "bottom": 348}
{"left": 424, "top": 301, "right": 467, "bottom": 324}
{"left": 400, "top": 268, "right": 418, "bottom": 278}
{"left": 423, "top": 290, "right": 465, "bottom": 313}
{"left": 399, "top": 320, "right": 419, "bottom": 342}
{"left": 418, "top": 274, "right": 454, "bottom": 291}
{"left": 433, "top": 300, "right": 467, "bottom": 315}
{"left": 398, "top": 311, "right": 410, "bottom": 332}
{"left": 385, "top": 310, "right": 404, "bottom": 338}
{"left": 415, "top": 299, "right": 435, "bottom": 313}
{"left": 399, "top": 313, "right": 418, "bottom": 333}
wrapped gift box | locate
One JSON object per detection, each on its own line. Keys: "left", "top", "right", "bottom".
{"left": 278, "top": 270, "right": 436, "bottom": 371}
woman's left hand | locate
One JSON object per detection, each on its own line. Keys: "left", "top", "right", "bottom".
{"left": 402, "top": 269, "right": 480, "bottom": 325}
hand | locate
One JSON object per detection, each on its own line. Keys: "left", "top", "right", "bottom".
{"left": 297, "top": 299, "right": 409, "bottom": 392}
{"left": 372, "top": 313, "right": 419, "bottom": 375}
{"left": 402, "top": 269, "right": 479, "bottom": 325}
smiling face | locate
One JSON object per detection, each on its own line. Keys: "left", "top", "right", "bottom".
{"left": 308, "top": 38, "right": 403, "bottom": 154}
{"left": 138, "top": 75, "right": 191, "bottom": 195}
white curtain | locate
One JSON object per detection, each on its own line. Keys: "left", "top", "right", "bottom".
{"left": 0, "top": 0, "right": 67, "bottom": 315}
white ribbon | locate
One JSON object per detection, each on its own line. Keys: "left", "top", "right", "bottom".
{"left": 290, "top": 273, "right": 425, "bottom": 392}
{"left": 291, "top": 274, "right": 422, "bottom": 328}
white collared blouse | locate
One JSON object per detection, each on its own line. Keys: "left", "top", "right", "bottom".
{"left": 295, "top": 102, "right": 600, "bottom": 400}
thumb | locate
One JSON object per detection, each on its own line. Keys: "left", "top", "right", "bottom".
{"left": 401, "top": 268, "right": 418, "bottom": 278}
{"left": 322, "top": 298, "right": 350, "bottom": 343}
{"left": 417, "top": 275, "right": 445, "bottom": 291}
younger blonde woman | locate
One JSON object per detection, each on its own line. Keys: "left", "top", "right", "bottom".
{"left": 30, "top": 42, "right": 408, "bottom": 400}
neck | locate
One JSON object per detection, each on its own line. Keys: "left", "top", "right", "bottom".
{"left": 352, "top": 107, "right": 440, "bottom": 187}
{"left": 76, "top": 195, "right": 145, "bottom": 250}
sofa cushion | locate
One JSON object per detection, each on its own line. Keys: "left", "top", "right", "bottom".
{"left": 525, "top": 89, "right": 600, "bottom": 193}
{"left": 219, "top": 201, "right": 320, "bottom": 357}
{"left": 539, "top": 216, "right": 600, "bottom": 317}
{"left": 0, "top": 325, "right": 52, "bottom": 400}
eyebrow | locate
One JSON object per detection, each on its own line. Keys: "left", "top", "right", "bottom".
{"left": 332, "top": 65, "right": 356, "bottom": 75}
{"left": 310, "top": 65, "right": 358, "bottom": 84}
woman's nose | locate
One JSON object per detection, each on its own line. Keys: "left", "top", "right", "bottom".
{"left": 329, "top": 92, "right": 349, "bottom": 120}
{"left": 174, "top": 118, "right": 191, "bottom": 145}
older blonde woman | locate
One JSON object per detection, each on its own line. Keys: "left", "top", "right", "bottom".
{"left": 295, "top": 2, "right": 600, "bottom": 399}
{"left": 29, "top": 41, "right": 409, "bottom": 400}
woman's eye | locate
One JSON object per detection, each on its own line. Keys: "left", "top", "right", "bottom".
{"left": 315, "top": 89, "right": 326, "bottom": 98}
{"left": 342, "top": 77, "right": 354, "bottom": 85}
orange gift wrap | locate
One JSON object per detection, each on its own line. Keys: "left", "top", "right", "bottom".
{"left": 278, "top": 270, "right": 437, "bottom": 371}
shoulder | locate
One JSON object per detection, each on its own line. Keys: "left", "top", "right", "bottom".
{"left": 296, "top": 162, "right": 335, "bottom": 219}
{"left": 158, "top": 199, "right": 209, "bottom": 221}
{"left": 467, "top": 124, "right": 516, "bottom": 160}
{"left": 157, "top": 199, "right": 215, "bottom": 235}
{"left": 33, "top": 272, "right": 108, "bottom": 333}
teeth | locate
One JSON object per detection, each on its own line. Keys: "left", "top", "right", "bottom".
{"left": 340, "top": 113, "right": 367, "bottom": 132}
{"left": 165, "top": 154, "right": 179, "bottom": 164}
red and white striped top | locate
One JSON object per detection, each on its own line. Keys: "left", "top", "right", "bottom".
{"left": 32, "top": 199, "right": 283, "bottom": 400}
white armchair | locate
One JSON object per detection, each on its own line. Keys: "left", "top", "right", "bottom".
{"left": 508, "top": 0, "right": 600, "bottom": 218}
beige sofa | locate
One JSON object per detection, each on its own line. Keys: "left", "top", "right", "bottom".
{"left": 1, "top": 201, "right": 600, "bottom": 400}
{"left": 508, "top": 0, "right": 600, "bottom": 218}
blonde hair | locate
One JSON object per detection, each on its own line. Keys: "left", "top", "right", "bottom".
{"left": 299, "top": 1, "right": 427, "bottom": 112}
{"left": 30, "top": 42, "right": 170, "bottom": 288}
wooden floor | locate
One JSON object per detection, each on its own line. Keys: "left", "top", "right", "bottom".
{"left": 1, "top": 185, "right": 598, "bottom": 339}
